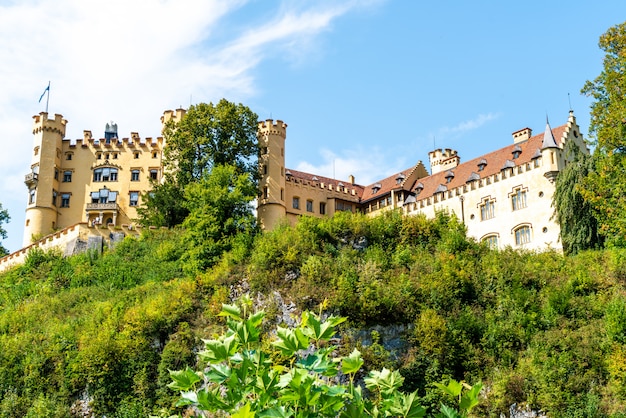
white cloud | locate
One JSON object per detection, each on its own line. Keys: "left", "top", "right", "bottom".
{"left": 437, "top": 112, "right": 501, "bottom": 137}
{"left": 0, "top": 0, "right": 370, "bottom": 251}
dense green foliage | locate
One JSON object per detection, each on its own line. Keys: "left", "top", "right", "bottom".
{"left": 581, "top": 21, "right": 626, "bottom": 246}
{"left": 0, "top": 203, "right": 9, "bottom": 256}
{"left": 2, "top": 212, "right": 626, "bottom": 416}
{"left": 170, "top": 297, "right": 481, "bottom": 417}
{"left": 553, "top": 141, "right": 603, "bottom": 255}
{"left": 138, "top": 100, "right": 259, "bottom": 227}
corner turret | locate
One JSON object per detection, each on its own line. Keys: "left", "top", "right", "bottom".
{"left": 257, "top": 119, "right": 288, "bottom": 230}
{"left": 23, "top": 112, "right": 67, "bottom": 246}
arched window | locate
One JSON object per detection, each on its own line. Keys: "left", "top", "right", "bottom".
{"left": 482, "top": 234, "right": 499, "bottom": 249}
{"left": 514, "top": 225, "right": 532, "bottom": 245}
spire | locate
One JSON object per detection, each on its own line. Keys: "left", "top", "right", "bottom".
{"left": 541, "top": 117, "right": 559, "bottom": 149}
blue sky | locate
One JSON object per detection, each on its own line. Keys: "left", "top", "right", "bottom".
{"left": 0, "top": 0, "right": 624, "bottom": 252}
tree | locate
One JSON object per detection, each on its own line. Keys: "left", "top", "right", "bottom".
{"left": 180, "top": 164, "right": 257, "bottom": 273}
{"left": 0, "top": 203, "right": 9, "bottom": 256}
{"left": 581, "top": 22, "right": 626, "bottom": 246}
{"left": 553, "top": 141, "right": 603, "bottom": 255}
{"left": 138, "top": 99, "right": 259, "bottom": 227}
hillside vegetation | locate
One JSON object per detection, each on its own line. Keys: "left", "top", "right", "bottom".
{"left": 0, "top": 211, "right": 626, "bottom": 416}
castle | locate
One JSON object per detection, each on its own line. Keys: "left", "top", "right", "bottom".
{"left": 257, "top": 111, "right": 588, "bottom": 251}
{"left": 20, "top": 108, "right": 587, "bottom": 257}
{"left": 22, "top": 109, "right": 184, "bottom": 247}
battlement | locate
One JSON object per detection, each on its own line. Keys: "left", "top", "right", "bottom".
{"left": 161, "top": 108, "right": 186, "bottom": 129}
{"left": 429, "top": 148, "right": 460, "bottom": 174}
{"left": 32, "top": 112, "right": 67, "bottom": 136}
{"left": 67, "top": 133, "right": 164, "bottom": 148}
{"left": 258, "top": 119, "right": 287, "bottom": 138}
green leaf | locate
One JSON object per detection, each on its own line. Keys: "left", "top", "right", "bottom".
{"left": 400, "top": 391, "right": 426, "bottom": 418}
{"left": 433, "top": 379, "right": 463, "bottom": 398}
{"left": 258, "top": 406, "right": 291, "bottom": 417}
{"left": 436, "top": 403, "right": 462, "bottom": 418}
{"left": 232, "top": 402, "right": 255, "bottom": 418}
{"left": 459, "top": 382, "right": 482, "bottom": 412}
{"left": 220, "top": 303, "right": 242, "bottom": 320}
{"left": 365, "top": 368, "right": 404, "bottom": 395}
{"left": 205, "top": 363, "right": 231, "bottom": 383}
{"left": 272, "top": 327, "right": 309, "bottom": 356}
{"left": 168, "top": 367, "right": 201, "bottom": 391}
{"left": 341, "top": 349, "right": 364, "bottom": 375}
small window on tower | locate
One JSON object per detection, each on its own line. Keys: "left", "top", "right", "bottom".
{"left": 134, "top": 152, "right": 140, "bottom": 159}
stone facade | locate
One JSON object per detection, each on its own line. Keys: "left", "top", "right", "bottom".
{"left": 257, "top": 111, "right": 588, "bottom": 251}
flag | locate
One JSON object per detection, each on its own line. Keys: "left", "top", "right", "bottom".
{"left": 38, "top": 83, "right": 50, "bottom": 103}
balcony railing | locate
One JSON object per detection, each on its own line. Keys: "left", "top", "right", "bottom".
{"left": 24, "top": 172, "right": 38, "bottom": 186}
{"left": 85, "top": 202, "right": 118, "bottom": 211}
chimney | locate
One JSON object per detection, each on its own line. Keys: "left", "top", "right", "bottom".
{"left": 348, "top": 174, "right": 355, "bottom": 185}
{"left": 512, "top": 127, "right": 532, "bottom": 144}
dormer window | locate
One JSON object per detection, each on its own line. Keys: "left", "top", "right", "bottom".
{"left": 445, "top": 170, "right": 454, "bottom": 184}
{"left": 477, "top": 158, "right": 487, "bottom": 171}
{"left": 396, "top": 173, "right": 406, "bottom": 185}
{"left": 414, "top": 182, "right": 424, "bottom": 195}
{"left": 372, "top": 183, "right": 382, "bottom": 194}
{"left": 512, "top": 145, "right": 522, "bottom": 159}
{"left": 501, "top": 160, "right": 516, "bottom": 171}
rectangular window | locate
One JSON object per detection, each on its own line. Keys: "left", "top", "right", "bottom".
{"left": 52, "top": 190, "right": 57, "bottom": 206}
{"left": 54, "top": 168, "right": 59, "bottom": 181}
{"left": 480, "top": 199, "right": 495, "bottom": 221}
{"left": 306, "top": 200, "right": 313, "bottom": 212}
{"left": 263, "top": 186, "right": 268, "bottom": 199}
{"left": 150, "top": 169, "right": 158, "bottom": 180}
{"left": 129, "top": 191, "right": 139, "bottom": 207}
{"left": 131, "top": 170, "right": 140, "bottom": 181}
{"left": 63, "top": 171, "right": 72, "bottom": 182}
{"left": 319, "top": 202, "right": 326, "bottom": 215}
{"left": 61, "top": 194, "right": 70, "bottom": 208}
{"left": 29, "top": 189, "right": 35, "bottom": 204}
{"left": 66, "top": 153, "right": 72, "bottom": 160}
{"left": 511, "top": 188, "right": 527, "bottom": 211}
{"left": 292, "top": 197, "right": 300, "bottom": 210}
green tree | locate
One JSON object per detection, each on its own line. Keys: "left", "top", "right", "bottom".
{"left": 138, "top": 100, "right": 259, "bottom": 227}
{"left": 0, "top": 203, "right": 10, "bottom": 256}
{"left": 180, "top": 164, "right": 257, "bottom": 273}
{"left": 581, "top": 21, "right": 626, "bottom": 246}
{"left": 553, "top": 141, "right": 603, "bottom": 255}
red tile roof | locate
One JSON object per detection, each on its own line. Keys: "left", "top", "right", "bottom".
{"left": 408, "top": 124, "right": 567, "bottom": 201}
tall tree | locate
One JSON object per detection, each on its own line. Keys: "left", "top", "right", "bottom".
{"left": 581, "top": 22, "right": 626, "bottom": 246}
{"left": 0, "top": 203, "right": 9, "bottom": 256}
{"left": 180, "top": 164, "right": 257, "bottom": 273}
{"left": 138, "top": 99, "right": 259, "bottom": 227}
{"left": 553, "top": 141, "right": 603, "bottom": 255}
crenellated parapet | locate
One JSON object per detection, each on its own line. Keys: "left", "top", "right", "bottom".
{"left": 67, "top": 135, "right": 164, "bottom": 149}
{"left": 429, "top": 148, "right": 460, "bottom": 175}
{"left": 258, "top": 119, "right": 287, "bottom": 139}
{"left": 32, "top": 112, "right": 67, "bottom": 136}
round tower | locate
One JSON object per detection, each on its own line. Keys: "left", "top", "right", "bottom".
{"left": 23, "top": 112, "right": 66, "bottom": 245}
{"left": 257, "top": 119, "right": 287, "bottom": 231}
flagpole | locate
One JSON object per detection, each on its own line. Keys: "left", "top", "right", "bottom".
{"left": 45, "top": 81, "right": 50, "bottom": 113}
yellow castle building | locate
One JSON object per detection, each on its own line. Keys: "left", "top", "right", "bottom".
{"left": 22, "top": 109, "right": 185, "bottom": 247}
{"left": 257, "top": 111, "right": 588, "bottom": 251}
{"left": 21, "top": 108, "right": 587, "bottom": 255}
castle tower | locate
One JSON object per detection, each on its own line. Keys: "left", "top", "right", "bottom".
{"left": 257, "top": 119, "right": 287, "bottom": 230}
{"left": 428, "top": 148, "right": 460, "bottom": 175}
{"left": 23, "top": 112, "right": 67, "bottom": 245}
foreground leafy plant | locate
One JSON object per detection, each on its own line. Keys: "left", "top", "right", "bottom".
{"left": 168, "top": 297, "right": 480, "bottom": 417}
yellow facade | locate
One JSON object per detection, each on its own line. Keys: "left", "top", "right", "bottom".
{"left": 23, "top": 110, "right": 185, "bottom": 247}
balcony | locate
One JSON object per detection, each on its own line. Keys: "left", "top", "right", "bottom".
{"left": 24, "top": 172, "right": 38, "bottom": 187}
{"left": 85, "top": 202, "right": 119, "bottom": 211}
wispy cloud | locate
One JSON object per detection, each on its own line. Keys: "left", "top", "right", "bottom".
{"left": 0, "top": 0, "right": 371, "bottom": 251}
{"left": 438, "top": 112, "right": 501, "bottom": 136}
